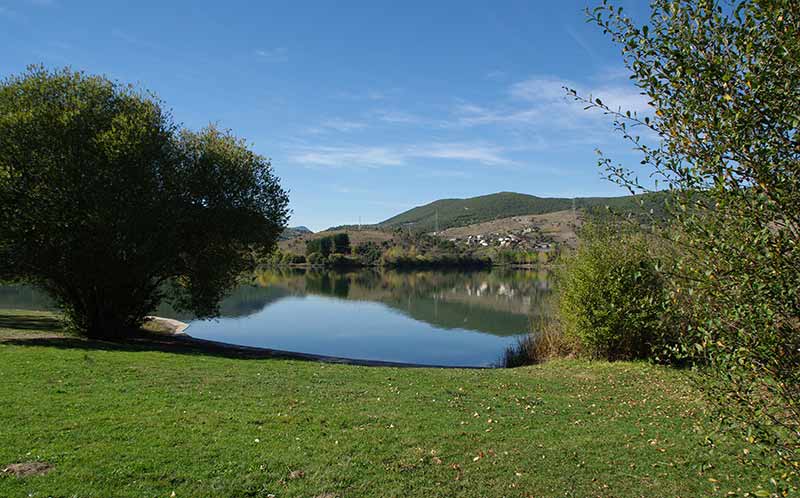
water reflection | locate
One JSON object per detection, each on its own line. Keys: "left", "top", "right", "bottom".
{"left": 0, "top": 268, "right": 552, "bottom": 366}
{"left": 246, "top": 268, "right": 551, "bottom": 337}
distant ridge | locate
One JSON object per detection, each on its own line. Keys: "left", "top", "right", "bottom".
{"left": 280, "top": 226, "right": 314, "bottom": 240}
{"left": 375, "top": 191, "right": 666, "bottom": 233}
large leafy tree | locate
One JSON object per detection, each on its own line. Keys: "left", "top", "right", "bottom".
{"left": 0, "top": 66, "right": 289, "bottom": 338}
{"left": 577, "top": 0, "right": 799, "bottom": 483}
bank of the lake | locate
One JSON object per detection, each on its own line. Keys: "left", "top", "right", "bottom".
{"left": 0, "top": 310, "right": 772, "bottom": 497}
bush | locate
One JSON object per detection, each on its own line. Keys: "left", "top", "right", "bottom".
{"left": 557, "top": 226, "right": 670, "bottom": 361}
{"left": 380, "top": 247, "right": 491, "bottom": 269}
{"left": 307, "top": 252, "right": 324, "bottom": 265}
{"left": 326, "top": 254, "right": 361, "bottom": 268}
{"left": 283, "top": 254, "right": 305, "bottom": 265}
{"left": 354, "top": 241, "right": 383, "bottom": 266}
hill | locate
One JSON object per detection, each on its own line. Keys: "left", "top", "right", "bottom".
{"left": 438, "top": 209, "right": 582, "bottom": 250}
{"left": 376, "top": 191, "right": 667, "bottom": 233}
{"left": 279, "top": 226, "right": 313, "bottom": 240}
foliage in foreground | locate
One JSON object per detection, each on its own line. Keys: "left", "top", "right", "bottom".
{"left": 579, "top": 0, "right": 800, "bottom": 485}
{"left": 0, "top": 311, "right": 776, "bottom": 497}
{"left": 0, "top": 67, "right": 289, "bottom": 338}
{"left": 556, "top": 225, "right": 673, "bottom": 362}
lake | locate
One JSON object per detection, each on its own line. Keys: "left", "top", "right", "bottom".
{"left": 0, "top": 268, "right": 552, "bottom": 367}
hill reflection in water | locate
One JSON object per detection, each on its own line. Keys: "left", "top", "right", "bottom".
{"left": 246, "top": 268, "right": 551, "bottom": 337}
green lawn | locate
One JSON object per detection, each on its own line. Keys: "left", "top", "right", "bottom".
{"left": 0, "top": 310, "right": 771, "bottom": 497}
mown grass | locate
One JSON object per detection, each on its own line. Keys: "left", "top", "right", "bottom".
{"left": 0, "top": 309, "right": 773, "bottom": 497}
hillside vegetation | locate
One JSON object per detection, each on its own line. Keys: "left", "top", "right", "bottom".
{"left": 277, "top": 192, "right": 668, "bottom": 263}
{"left": 377, "top": 191, "right": 667, "bottom": 233}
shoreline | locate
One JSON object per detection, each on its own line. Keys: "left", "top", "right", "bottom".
{"left": 147, "top": 315, "right": 492, "bottom": 369}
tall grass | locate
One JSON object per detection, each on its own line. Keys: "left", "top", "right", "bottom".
{"left": 502, "top": 314, "right": 572, "bottom": 367}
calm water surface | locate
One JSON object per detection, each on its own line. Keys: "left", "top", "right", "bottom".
{"left": 0, "top": 268, "right": 551, "bottom": 367}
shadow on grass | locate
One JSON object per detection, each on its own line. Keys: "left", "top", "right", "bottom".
{"left": 0, "top": 313, "right": 63, "bottom": 332}
{"left": 0, "top": 315, "right": 483, "bottom": 368}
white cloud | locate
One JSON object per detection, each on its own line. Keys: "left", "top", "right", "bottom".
{"left": 288, "top": 142, "right": 513, "bottom": 168}
{"left": 453, "top": 74, "right": 651, "bottom": 131}
{"left": 510, "top": 76, "right": 571, "bottom": 102}
{"left": 290, "top": 146, "right": 405, "bottom": 168}
{"left": 255, "top": 47, "right": 288, "bottom": 62}
{"left": 453, "top": 103, "right": 541, "bottom": 127}
{"left": 316, "top": 119, "right": 367, "bottom": 133}
{"left": 374, "top": 109, "right": 423, "bottom": 124}
{"left": 586, "top": 85, "right": 651, "bottom": 114}
{"left": 410, "top": 143, "right": 512, "bottom": 166}
{"left": 421, "top": 169, "right": 473, "bottom": 179}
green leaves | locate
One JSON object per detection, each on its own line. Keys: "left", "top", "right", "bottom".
{"left": 581, "top": 0, "right": 800, "bottom": 488}
{"left": 0, "top": 67, "right": 289, "bottom": 336}
{"left": 557, "top": 223, "right": 672, "bottom": 362}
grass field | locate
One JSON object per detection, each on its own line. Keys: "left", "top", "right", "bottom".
{"left": 0, "top": 310, "right": 773, "bottom": 497}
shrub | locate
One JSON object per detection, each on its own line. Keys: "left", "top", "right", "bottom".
{"left": 307, "top": 252, "right": 324, "bottom": 265}
{"left": 354, "top": 241, "right": 382, "bottom": 266}
{"left": 557, "top": 226, "right": 670, "bottom": 361}
{"left": 326, "top": 254, "right": 361, "bottom": 268}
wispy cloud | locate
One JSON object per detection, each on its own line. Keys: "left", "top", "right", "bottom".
{"left": 452, "top": 73, "right": 651, "bottom": 131}
{"left": 332, "top": 185, "right": 371, "bottom": 194}
{"left": 485, "top": 70, "right": 507, "bottom": 81}
{"left": 312, "top": 118, "right": 367, "bottom": 133}
{"left": 411, "top": 143, "right": 512, "bottom": 166}
{"left": 373, "top": 109, "right": 424, "bottom": 124}
{"left": 564, "top": 25, "right": 601, "bottom": 66}
{"left": 254, "top": 47, "right": 288, "bottom": 62}
{"left": 288, "top": 142, "right": 513, "bottom": 168}
{"left": 336, "top": 88, "right": 403, "bottom": 101}
{"left": 421, "top": 169, "right": 473, "bottom": 179}
{"left": 289, "top": 146, "right": 405, "bottom": 168}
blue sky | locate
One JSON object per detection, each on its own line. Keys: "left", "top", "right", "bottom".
{"left": 1, "top": 0, "right": 654, "bottom": 231}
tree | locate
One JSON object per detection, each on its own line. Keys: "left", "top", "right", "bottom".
{"left": 0, "top": 66, "right": 289, "bottom": 338}
{"left": 333, "top": 233, "right": 351, "bottom": 254}
{"left": 306, "top": 238, "right": 321, "bottom": 256}
{"left": 577, "top": 0, "right": 800, "bottom": 483}
{"left": 318, "top": 236, "right": 333, "bottom": 257}
{"left": 305, "top": 236, "right": 333, "bottom": 257}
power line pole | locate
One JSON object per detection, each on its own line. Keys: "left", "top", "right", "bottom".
{"left": 572, "top": 197, "right": 577, "bottom": 226}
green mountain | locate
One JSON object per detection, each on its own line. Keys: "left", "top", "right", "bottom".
{"left": 377, "top": 191, "right": 668, "bottom": 233}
